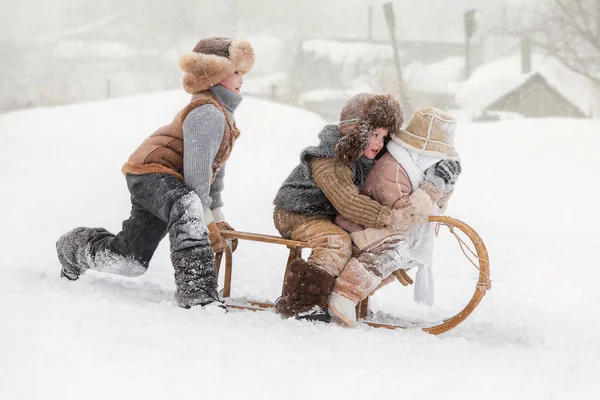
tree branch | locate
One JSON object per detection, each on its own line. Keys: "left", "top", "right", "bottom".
{"left": 524, "top": 31, "right": 600, "bottom": 87}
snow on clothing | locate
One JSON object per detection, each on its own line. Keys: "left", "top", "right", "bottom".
{"left": 122, "top": 85, "right": 241, "bottom": 225}
{"left": 329, "top": 108, "right": 460, "bottom": 325}
{"left": 368, "top": 141, "right": 443, "bottom": 305}
{"left": 57, "top": 174, "right": 218, "bottom": 307}
{"left": 329, "top": 144, "right": 443, "bottom": 325}
{"left": 56, "top": 36, "right": 254, "bottom": 309}
{"left": 273, "top": 125, "right": 391, "bottom": 225}
{"left": 272, "top": 126, "right": 388, "bottom": 317}
{"left": 57, "top": 85, "right": 243, "bottom": 309}
{"left": 272, "top": 93, "right": 404, "bottom": 318}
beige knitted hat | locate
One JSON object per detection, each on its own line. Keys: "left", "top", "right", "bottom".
{"left": 178, "top": 37, "right": 255, "bottom": 94}
{"left": 392, "top": 107, "right": 459, "bottom": 161}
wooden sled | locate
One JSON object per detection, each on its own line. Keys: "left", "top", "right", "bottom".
{"left": 217, "top": 215, "right": 491, "bottom": 335}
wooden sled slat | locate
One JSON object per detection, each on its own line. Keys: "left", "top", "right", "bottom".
{"left": 220, "top": 230, "right": 307, "bottom": 248}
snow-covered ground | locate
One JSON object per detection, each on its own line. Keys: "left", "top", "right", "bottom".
{"left": 1, "top": 92, "right": 599, "bottom": 399}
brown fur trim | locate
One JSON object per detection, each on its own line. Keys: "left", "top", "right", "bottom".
{"left": 228, "top": 40, "right": 255, "bottom": 74}
{"left": 335, "top": 94, "right": 403, "bottom": 164}
{"left": 178, "top": 53, "right": 234, "bottom": 94}
{"left": 335, "top": 118, "right": 373, "bottom": 164}
{"left": 121, "top": 162, "right": 184, "bottom": 182}
{"left": 193, "top": 37, "right": 232, "bottom": 57}
{"left": 275, "top": 259, "right": 336, "bottom": 317}
{"left": 364, "top": 93, "right": 404, "bottom": 134}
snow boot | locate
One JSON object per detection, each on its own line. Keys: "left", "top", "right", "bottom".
{"left": 56, "top": 227, "right": 106, "bottom": 281}
{"left": 296, "top": 306, "right": 331, "bottom": 323}
{"left": 328, "top": 258, "right": 382, "bottom": 327}
{"left": 176, "top": 286, "right": 227, "bottom": 312}
{"left": 275, "top": 259, "right": 335, "bottom": 322}
{"left": 172, "top": 246, "right": 225, "bottom": 311}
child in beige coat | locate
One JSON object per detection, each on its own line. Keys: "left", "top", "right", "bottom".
{"left": 329, "top": 108, "right": 462, "bottom": 326}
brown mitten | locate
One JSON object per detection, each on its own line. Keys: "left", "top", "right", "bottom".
{"left": 215, "top": 221, "right": 238, "bottom": 252}
{"left": 207, "top": 222, "right": 227, "bottom": 253}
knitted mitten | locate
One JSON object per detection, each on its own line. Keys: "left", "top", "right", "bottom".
{"left": 436, "top": 160, "right": 461, "bottom": 185}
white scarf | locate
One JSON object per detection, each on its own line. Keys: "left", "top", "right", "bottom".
{"left": 386, "top": 141, "right": 441, "bottom": 306}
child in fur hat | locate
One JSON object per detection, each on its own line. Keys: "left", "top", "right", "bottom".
{"left": 329, "top": 107, "right": 462, "bottom": 327}
{"left": 273, "top": 93, "right": 425, "bottom": 322}
{"left": 56, "top": 37, "right": 254, "bottom": 309}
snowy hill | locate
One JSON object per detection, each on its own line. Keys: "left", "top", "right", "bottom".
{"left": 1, "top": 92, "right": 599, "bottom": 399}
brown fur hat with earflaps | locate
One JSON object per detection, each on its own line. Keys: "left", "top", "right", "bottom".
{"left": 336, "top": 93, "right": 403, "bottom": 164}
{"left": 178, "top": 37, "right": 255, "bottom": 94}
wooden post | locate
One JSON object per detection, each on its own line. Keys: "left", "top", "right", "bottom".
{"left": 382, "top": 3, "right": 411, "bottom": 111}
{"left": 215, "top": 252, "right": 223, "bottom": 279}
{"left": 463, "top": 9, "right": 477, "bottom": 79}
{"left": 223, "top": 244, "right": 233, "bottom": 298}
{"left": 282, "top": 246, "right": 302, "bottom": 294}
{"left": 367, "top": 5, "right": 373, "bottom": 40}
{"left": 597, "top": 0, "right": 600, "bottom": 40}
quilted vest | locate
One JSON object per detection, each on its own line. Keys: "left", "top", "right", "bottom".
{"left": 122, "top": 91, "right": 240, "bottom": 182}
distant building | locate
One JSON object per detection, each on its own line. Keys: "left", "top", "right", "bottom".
{"left": 289, "top": 38, "right": 477, "bottom": 120}
{"left": 456, "top": 53, "right": 600, "bottom": 120}
{"left": 2, "top": 16, "right": 174, "bottom": 111}
{"left": 404, "top": 56, "right": 465, "bottom": 110}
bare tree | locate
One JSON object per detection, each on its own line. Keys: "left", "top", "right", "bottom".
{"left": 515, "top": 0, "right": 600, "bottom": 87}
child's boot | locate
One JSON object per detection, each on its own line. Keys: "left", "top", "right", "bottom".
{"left": 56, "top": 227, "right": 107, "bottom": 280}
{"left": 275, "top": 259, "right": 335, "bottom": 323}
{"left": 328, "top": 257, "right": 382, "bottom": 327}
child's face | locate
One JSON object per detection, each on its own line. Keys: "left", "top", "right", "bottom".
{"left": 219, "top": 71, "right": 243, "bottom": 94}
{"left": 363, "top": 127, "right": 389, "bottom": 159}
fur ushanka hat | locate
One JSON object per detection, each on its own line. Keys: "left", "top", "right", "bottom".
{"left": 178, "top": 37, "right": 255, "bottom": 94}
{"left": 336, "top": 93, "right": 403, "bottom": 164}
{"left": 392, "top": 107, "right": 460, "bottom": 161}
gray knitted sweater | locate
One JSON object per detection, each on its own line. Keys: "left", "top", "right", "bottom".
{"left": 182, "top": 84, "right": 242, "bottom": 224}
{"left": 273, "top": 124, "right": 374, "bottom": 215}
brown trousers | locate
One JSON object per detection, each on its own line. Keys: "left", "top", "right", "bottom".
{"left": 273, "top": 207, "right": 352, "bottom": 276}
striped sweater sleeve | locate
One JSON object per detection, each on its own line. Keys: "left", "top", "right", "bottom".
{"left": 182, "top": 104, "right": 225, "bottom": 225}
{"left": 311, "top": 158, "right": 392, "bottom": 228}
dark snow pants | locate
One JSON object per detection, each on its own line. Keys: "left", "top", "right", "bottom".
{"left": 85, "top": 173, "right": 217, "bottom": 307}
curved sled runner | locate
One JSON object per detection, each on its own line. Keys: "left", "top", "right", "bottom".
{"left": 217, "top": 215, "right": 491, "bottom": 335}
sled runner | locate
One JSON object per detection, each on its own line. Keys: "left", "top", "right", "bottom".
{"left": 217, "top": 215, "right": 491, "bottom": 335}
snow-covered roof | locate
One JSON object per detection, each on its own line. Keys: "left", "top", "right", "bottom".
{"left": 456, "top": 54, "right": 600, "bottom": 116}
{"left": 244, "top": 35, "right": 284, "bottom": 77}
{"left": 38, "top": 16, "right": 120, "bottom": 44}
{"left": 298, "top": 85, "right": 374, "bottom": 106}
{"left": 405, "top": 57, "right": 464, "bottom": 94}
{"left": 52, "top": 40, "right": 135, "bottom": 60}
{"left": 301, "top": 39, "right": 395, "bottom": 65}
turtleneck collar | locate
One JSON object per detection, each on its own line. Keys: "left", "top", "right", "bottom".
{"left": 209, "top": 84, "right": 242, "bottom": 118}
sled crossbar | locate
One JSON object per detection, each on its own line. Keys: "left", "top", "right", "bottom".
{"left": 220, "top": 230, "right": 307, "bottom": 248}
